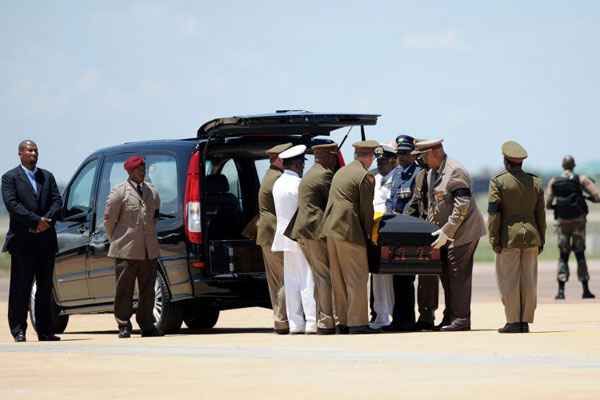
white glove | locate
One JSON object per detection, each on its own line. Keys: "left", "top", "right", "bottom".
{"left": 431, "top": 229, "right": 453, "bottom": 249}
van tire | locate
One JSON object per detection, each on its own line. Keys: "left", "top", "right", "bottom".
{"left": 29, "top": 281, "right": 69, "bottom": 334}
{"left": 153, "top": 273, "right": 183, "bottom": 334}
{"left": 184, "top": 306, "right": 220, "bottom": 329}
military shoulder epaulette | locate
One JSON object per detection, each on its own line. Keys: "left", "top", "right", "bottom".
{"left": 492, "top": 170, "right": 508, "bottom": 179}
{"left": 527, "top": 172, "right": 539, "bottom": 178}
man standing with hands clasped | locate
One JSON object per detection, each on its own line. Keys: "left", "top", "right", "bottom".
{"left": 104, "top": 155, "right": 162, "bottom": 338}
{"left": 2, "top": 140, "right": 63, "bottom": 342}
{"left": 488, "top": 141, "right": 546, "bottom": 333}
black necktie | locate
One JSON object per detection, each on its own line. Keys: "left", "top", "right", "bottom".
{"left": 136, "top": 184, "right": 143, "bottom": 198}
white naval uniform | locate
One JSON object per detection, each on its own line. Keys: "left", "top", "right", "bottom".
{"left": 371, "top": 170, "right": 395, "bottom": 329}
{"left": 272, "top": 170, "right": 317, "bottom": 333}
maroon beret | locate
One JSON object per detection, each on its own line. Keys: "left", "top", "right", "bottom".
{"left": 124, "top": 155, "right": 145, "bottom": 173}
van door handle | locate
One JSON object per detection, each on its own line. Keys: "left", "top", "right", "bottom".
{"left": 158, "top": 233, "right": 179, "bottom": 241}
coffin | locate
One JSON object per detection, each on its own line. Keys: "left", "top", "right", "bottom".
{"left": 369, "top": 214, "right": 446, "bottom": 275}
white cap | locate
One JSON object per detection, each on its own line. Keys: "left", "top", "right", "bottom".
{"left": 279, "top": 144, "right": 307, "bottom": 160}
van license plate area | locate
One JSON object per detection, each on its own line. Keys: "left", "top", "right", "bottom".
{"left": 209, "top": 240, "right": 264, "bottom": 274}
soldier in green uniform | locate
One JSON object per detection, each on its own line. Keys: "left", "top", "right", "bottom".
{"left": 546, "top": 155, "right": 600, "bottom": 300}
{"left": 288, "top": 143, "right": 339, "bottom": 335}
{"left": 488, "top": 141, "right": 546, "bottom": 334}
{"left": 256, "top": 142, "right": 292, "bottom": 334}
{"left": 320, "top": 139, "right": 380, "bottom": 334}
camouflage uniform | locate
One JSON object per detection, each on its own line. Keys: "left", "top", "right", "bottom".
{"left": 546, "top": 171, "right": 600, "bottom": 287}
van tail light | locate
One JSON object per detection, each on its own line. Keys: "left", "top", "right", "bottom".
{"left": 184, "top": 151, "right": 202, "bottom": 244}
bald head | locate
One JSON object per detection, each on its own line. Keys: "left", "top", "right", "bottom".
{"left": 18, "top": 140, "right": 39, "bottom": 170}
{"left": 19, "top": 139, "right": 37, "bottom": 151}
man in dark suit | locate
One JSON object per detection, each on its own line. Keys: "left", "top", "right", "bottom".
{"left": 2, "top": 140, "right": 63, "bottom": 342}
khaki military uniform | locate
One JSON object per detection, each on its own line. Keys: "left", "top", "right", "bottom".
{"left": 256, "top": 165, "right": 288, "bottom": 331}
{"left": 488, "top": 166, "right": 546, "bottom": 323}
{"left": 546, "top": 171, "right": 600, "bottom": 283}
{"left": 288, "top": 163, "right": 335, "bottom": 330}
{"left": 427, "top": 157, "right": 486, "bottom": 323}
{"left": 404, "top": 168, "right": 439, "bottom": 322}
{"left": 320, "top": 159, "right": 375, "bottom": 328}
{"left": 104, "top": 179, "right": 161, "bottom": 331}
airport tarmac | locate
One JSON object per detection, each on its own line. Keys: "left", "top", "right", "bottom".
{"left": 0, "top": 261, "right": 599, "bottom": 400}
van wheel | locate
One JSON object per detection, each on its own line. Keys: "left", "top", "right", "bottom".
{"left": 29, "top": 281, "right": 69, "bottom": 334}
{"left": 153, "top": 273, "right": 183, "bottom": 333}
{"left": 184, "top": 306, "right": 220, "bottom": 329}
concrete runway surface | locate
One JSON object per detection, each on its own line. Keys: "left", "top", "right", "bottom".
{"left": 1, "top": 261, "right": 599, "bottom": 400}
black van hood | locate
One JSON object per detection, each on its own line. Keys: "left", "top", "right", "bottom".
{"left": 197, "top": 111, "right": 379, "bottom": 138}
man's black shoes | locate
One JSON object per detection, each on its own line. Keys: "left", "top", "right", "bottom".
{"left": 13, "top": 331, "right": 26, "bottom": 342}
{"left": 440, "top": 318, "right": 471, "bottom": 332}
{"left": 498, "top": 323, "right": 522, "bottom": 333}
{"left": 415, "top": 320, "right": 435, "bottom": 331}
{"left": 335, "top": 325, "right": 349, "bottom": 335}
{"left": 141, "top": 328, "right": 164, "bottom": 337}
{"left": 317, "top": 327, "right": 336, "bottom": 335}
{"left": 38, "top": 334, "right": 61, "bottom": 341}
{"left": 349, "top": 325, "right": 381, "bottom": 334}
{"left": 118, "top": 325, "right": 132, "bottom": 338}
{"left": 521, "top": 322, "right": 530, "bottom": 333}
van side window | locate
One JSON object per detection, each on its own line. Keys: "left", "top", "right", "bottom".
{"left": 65, "top": 159, "right": 99, "bottom": 218}
{"left": 95, "top": 155, "right": 130, "bottom": 231}
{"left": 219, "top": 159, "right": 242, "bottom": 209}
{"left": 145, "top": 154, "right": 179, "bottom": 217}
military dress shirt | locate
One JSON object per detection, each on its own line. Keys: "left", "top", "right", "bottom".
{"left": 256, "top": 165, "right": 283, "bottom": 247}
{"left": 427, "top": 156, "right": 486, "bottom": 247}
{"left": 288, "top": 163, "right": 333, "bottom": 241}
{"left": 488, "top": 166, "right": 546, "bottom": 249}
{"left": 320, "top": 160, "right": 375, "bottom": 245}
{"left": 104, "top": 179, "right": 161, "bottom": 260}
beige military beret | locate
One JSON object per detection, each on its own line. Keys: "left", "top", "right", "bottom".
{"left": 352, "top": 139, "right": 380, "bottom": 150}
{"left": 501, "top": 140, "right": 528, "bottom": 161}
{"left": 266, "top": 142, "right": 293, "bottom": 156}
{"left": 414, "top": 138, "right": 444, "bottom": 153}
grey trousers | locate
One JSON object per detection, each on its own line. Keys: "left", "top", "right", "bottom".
{"left": 441, "top": 240, "right": 479, "bottom": 320}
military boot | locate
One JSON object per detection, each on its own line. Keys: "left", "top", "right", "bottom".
{"left": 555, "top": 281, "right": 565, "bottom": 300}
{"left": 582, "top": 281, "right": 595, "bottom": 299}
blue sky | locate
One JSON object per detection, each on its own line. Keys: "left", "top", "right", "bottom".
{"left": 1, "top": 1, "right": 599, "bottom": 182}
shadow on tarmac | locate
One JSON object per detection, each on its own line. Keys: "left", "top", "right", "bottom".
{"left": 62, "top": 327, "right": 274, "bottom": 335}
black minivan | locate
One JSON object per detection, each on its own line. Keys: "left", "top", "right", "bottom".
{"left": 31, "top": 111, "right": 379, "bottom": 334}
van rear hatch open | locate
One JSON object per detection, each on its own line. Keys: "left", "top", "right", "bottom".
{"left": 197, "top": 111, "right": 379, "bottom": 138}
{"left": 191, "top": 111, "right": 380, "bottom": 278}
